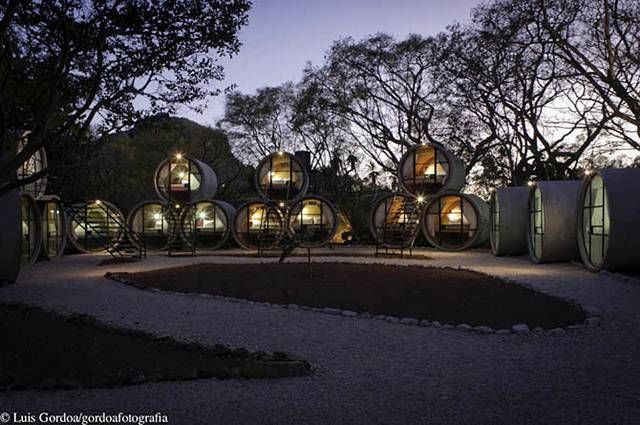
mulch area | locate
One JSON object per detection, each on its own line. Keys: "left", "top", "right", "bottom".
{"left": 117, "top": 262, "right": 586, "bottom": 329}
{"left": 0, "top": 304, "right": 310, "bottom": 391}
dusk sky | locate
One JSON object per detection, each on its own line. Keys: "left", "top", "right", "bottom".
{"left": 178, "top": 0, "right": 482, "bottom": 126}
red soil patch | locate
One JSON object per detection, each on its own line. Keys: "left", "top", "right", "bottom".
{"left": 118, "top": 262, "right": 585, "bottom": 329}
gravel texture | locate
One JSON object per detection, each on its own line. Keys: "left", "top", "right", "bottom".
{"left": 1, "top": 246, "right": 640, "bottom": 424}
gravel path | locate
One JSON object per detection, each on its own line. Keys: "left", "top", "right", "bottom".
{"left": 1, "top": 247, "right": 640, "bottom": 425}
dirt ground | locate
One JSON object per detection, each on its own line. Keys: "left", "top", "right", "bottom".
{"left": 123, "top": 262, "right": 586, "bottom": 329}
{"left": 0, "top": 304, "right": 310, "bottom": 390}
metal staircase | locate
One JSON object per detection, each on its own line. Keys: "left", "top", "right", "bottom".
{"left": 375, "top": 196, "right": 422, "bottom": 258}
{"left": 66, "top": 202, "right": 146, "bottom": 260}
{"left": 257, "top": 203, "right": 281, "bottom": 256}
{"left": 167, "top": 204, "right": 196, "bottom": 257}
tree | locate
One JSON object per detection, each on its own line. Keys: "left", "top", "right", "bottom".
{"left": 219, "top": 84, "right": 297, "bottom": 162}
{"left": 433, "top": 0, "right": 635, "bottom": 187}
{"left": 305, "top": 34, "right": 444, "bottom": 177}
{"left": 0, "top": 0, "right": 251, "bottom": 196}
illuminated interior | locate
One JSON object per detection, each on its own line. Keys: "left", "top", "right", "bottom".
{"left": 257, "top": 152, "right": 305, "bottom": 201}
{"left": 288, "top": 198, "right": 336, "bottom": 247}
{"left": 71, "top": 201, "right": 123, "bottom": 252}
{"left": 424, "top": 195, "right": 478, "bottom": 249}
{"left": 20, "top": 195, "right": 40, "bottom": 263}
{"left": 181, "top": 201, "right": 230, "bottom": 249}
{"left": 234, "top": 202, "right": 284, "bottom": 249}
{"left": 581, "top": 175, "right": 610, "bottom": 268}
{"left": 330, "top": 210, "right": 354, "bottom": 244}
{"left": 529, "top": 187, "right": 544, "bottom": 260}
{"left": 372, "top": 195, "right": 421, "bottom": 246}
{"left": 129, "top": 202, "right": 172, "bottom": 250}
{"left": 42, "top": 201, "right": 64, "bottom": 258}
{"left": 17, "top": 139, "right": 47, "bottom": 198}
{"left": 156, "top": 157, "right": 202, "bottom": 203}
{"left": 400, "top": 145, "right": 449, "bottom": 194}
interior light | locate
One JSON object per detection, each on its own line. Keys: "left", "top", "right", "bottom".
{"left": 585, "top": 169, "right": 593, "bottom": 176}
{"left": 153, "top": 213, "right": 161, "bottom": 220}
{"left": 198, "top": 211, "right": 207, "bottom": 220}
{"left": 446, "top": 206, "right": 462, "bottom": 223}
{"left": 416, "top": 196, "right": 425, "bottom": 204}
{"left": 175, "top": 153, "right": 183, "bottom": 160}
{"left": 277, "top": 151, "right": 284, "bottom": 156}
{"left": 95, "top": 200, "right": 101, "bottom": 205}
{"left": 279, "top": 202, "right": 285, "bottom": 208}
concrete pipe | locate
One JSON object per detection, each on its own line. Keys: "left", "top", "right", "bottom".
{"left": 370, "top": 192, "right": 424, "bottom": 249}
{"left": 397, "top": 143, "right": 465, "bottom": 197}
{"left": 232, "top": 200, "right": 285, "bottom": 250}
{"left": 180, "top": 199, "right": 236, "bottom": 250}
{"left": 154, "top": 154, "right": 218, "bottom": 204}
{"left": 0, "top": 189, "right": 22, "bottom": 283}
{"left": 489, "top": 186, "right": 529, "bottom": 256}
{"left": 422, "top": 192, "right": 489, "bottom": 251}
{"left": 255, "top": 151, "right": 309, "bottom": 203}
{"left": 286, "top": 195, "right": 338, "bottom": 248}
{"left": 17, "top": 137, "right": 48, "bottom": 199}
{"left": 127, "top": 200, "right": 175, "bottom": 251}
{"left": 578, "top": 168, "right": 640, "bottom": 271}
{"left": 38, "top": 195, "right": 67, "bottom": 260}
{"left": 19, "top": 192, "right": 42, "bottom": 264}
{"left": 527, "top": 181, "right": 581, "bottom": 263}
{"left": 67, "top": 200, "right": 125, "bottom": 253}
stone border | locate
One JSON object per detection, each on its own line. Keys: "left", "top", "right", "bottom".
{"left": 106, "top": 267, "right": 602, "bottom": 337}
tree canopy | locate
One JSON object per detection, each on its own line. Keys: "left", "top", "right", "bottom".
{"left": 0, "top": 0, "right": 250, "bottom": 196}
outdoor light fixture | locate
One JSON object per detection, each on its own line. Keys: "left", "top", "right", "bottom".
{"left": 153, "top": 213, "right": 161, "bottom": 220}
{"left": 198, "top": 211, "right": 207, "bottom": 220}
{"left": 585, "top": 169, "right": 593, "bottom": 176}
{"left": 278, "top": 151, "right": 284, "bottom": 156}
{"left": 279, "top": 202, "right": 285, "bottom": 208}
{"left": 175, "top": 204, "right": 180, "bottom": 209}
{"left": 527, "top": 181, "right": 536, "bottom": 187}
{"left": 95, "top": 199, "right": 101, "bottom": 205}
{"left": 175, "top": 153, "right": 183, "bottom": 160}
{"left": 417, "top": 195, "right": 425, "bottom": 203}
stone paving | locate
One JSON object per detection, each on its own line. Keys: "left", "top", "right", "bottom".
{"left": 1, "top": 247, "right": 640, "bottom": 424}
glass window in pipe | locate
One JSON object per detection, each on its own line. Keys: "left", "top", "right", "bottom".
{"left": 425, "top": 195, "right": 478, "bottom": 249}
{"left": 130, "top": 204, "right": 171, "bottom": 250}
{"left": 17, "top": 142, "right": 47, "bottom": 198}
{"left": 490, "top": 194, "right": 500, "bottom": 241}
{"left": 20, "top": 197, "right": 38, "bottom": 262}
{"left": 72, "top": 202, "right": 122, "bottom": 251}
{"left": 185, "top": 202, "right": 229, "bottom": 249}
{"left": 258, "top": 154, "right": 304, "bottom": 200}
{"left": 529, "top": 188, "right": 544, "bottom": 260}
{"left": 43, "top": 202, "right": 63, "bottom": 257}
{"left": 157, "top": 158, "right": 202, "bottom": 203}
{"left": 289, "top": 199, "right": 335, "bottom": 245}
{"left": 235, "top": 203, "right": 283, "bottom": 248}
{"left": 401, "top": 145, "right": 449, "bottom": 194}
{"left": 582, "top": 175, "right": 610, "bottom": 268}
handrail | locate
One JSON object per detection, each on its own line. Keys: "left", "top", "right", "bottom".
{"left": 60, "top": 172, "right": 146, "bottom": 259}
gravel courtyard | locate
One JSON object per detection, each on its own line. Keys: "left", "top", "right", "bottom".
{"left": 1, "top": 247, "right": 640, "bottom": 425}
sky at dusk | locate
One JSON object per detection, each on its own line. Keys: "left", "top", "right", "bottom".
{"left": 177, "top": 0, "right": 482, "bottom": 126}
